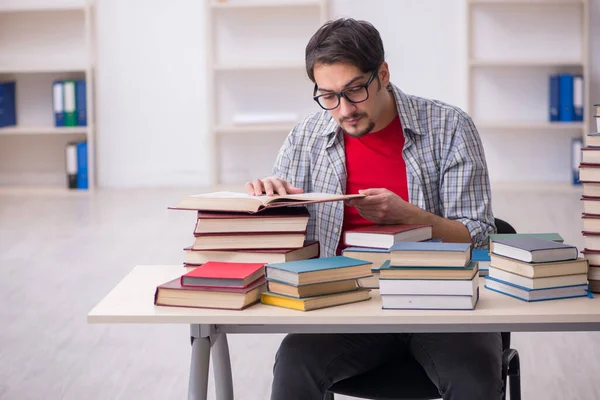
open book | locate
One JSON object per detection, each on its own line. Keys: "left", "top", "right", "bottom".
{"left": 172, "top": 191, "right": 365, "bottom": 213}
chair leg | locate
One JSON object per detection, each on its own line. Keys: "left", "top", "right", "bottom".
{"left": 509, "top": 373, "right": 521, "bottom": 400}
{"left": 323, "top": 391, "right": 334, "bottom": 400}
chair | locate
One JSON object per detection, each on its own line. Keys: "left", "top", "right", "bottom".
{"left": 326, "top": 218, "right": 521, "bottom": 400}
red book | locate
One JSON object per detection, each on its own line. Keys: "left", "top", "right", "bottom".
{"left": 344, "top": 224, "right": 433, "bottom": 249}
{"left": 180, "top": 261, "right": 265, "bottom": 288}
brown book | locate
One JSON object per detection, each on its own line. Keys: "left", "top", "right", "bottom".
{"left": 191, "top": 231, "right": 306, "bottom": 250}
{"left": 184, "top": 240, "right": 319, "bottom": 265}
{"left": 171, "top": 191, "right": 365, "bottom": 213}
{"left": 195, "top": 207, "right": 310, "bottom": 234}
{"left": 267, "top": 278, "right": 358, "bottom": 298}
{"left": 582, "top": 148, "right": 600, "bottom": 165}
{"left": 490, "top": 254, "right": 588, "bottom": 278}
{"left": 154, "top": 276, "right": 266, "bottom": 310}
{"left": 578, "top": 164, "right": 600, "bottom": 183}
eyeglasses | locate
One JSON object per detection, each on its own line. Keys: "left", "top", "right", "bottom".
{"left": 312, "top": 68, "right": 378, "bottom": 111}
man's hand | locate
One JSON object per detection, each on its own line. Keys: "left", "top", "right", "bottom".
{"left": 245, "top": 176, "right": 304, "bottom": 196}
{"left": 345, "top": 188, "right": 422, "bottom": 224}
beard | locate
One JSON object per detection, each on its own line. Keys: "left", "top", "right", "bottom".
{"left": 340, "top": 113, "right": 376, "bottom": 138}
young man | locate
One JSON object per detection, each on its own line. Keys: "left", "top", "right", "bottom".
{"left": 246, "top": 18, "right": 502, "bottom": 400}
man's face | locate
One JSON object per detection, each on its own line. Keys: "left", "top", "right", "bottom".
{"left": 313, "top": 62, "right": 383, "bottom": 138}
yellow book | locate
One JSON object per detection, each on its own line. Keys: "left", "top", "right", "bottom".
{"left": 261, "top": 290, "right": 371, "bottom": 311}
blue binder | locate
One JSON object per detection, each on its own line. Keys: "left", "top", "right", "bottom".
{"left": 76, "top": 141, "right": 88, "bottom": 189}
{"left": 0, "top": 81, "right": 17, "bottom": 128}
{"left": 558, "top": 74, "right": 574, "bottom": 122}
{"left": 75, "top": 80, "right": 87, "bottom": 126}
{"left": 549, "top": 74, "right": 559, "bottom": 122}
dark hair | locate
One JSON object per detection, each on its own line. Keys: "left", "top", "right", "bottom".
{"left": 305, "top": 18, "right": 385, "bottom": 83}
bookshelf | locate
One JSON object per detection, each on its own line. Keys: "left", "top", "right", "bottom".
{"left": 206, "top": 0, "right": 328, "bottom": 186}
{"left": 466, "top": 0, "right": 590, "bottom": 184}
{"left": 0, "top": 0, "right": 95, "bottom": 190}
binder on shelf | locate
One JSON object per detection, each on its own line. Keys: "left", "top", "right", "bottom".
{"left": 75, "top": 80, "right": 87, "bottom": 126}
{"left": 53, "top": 80, "right": 65, "bottom": 127}
{"left": 76, "top": 141, "right": 88, "bottom": 190}
{"left": 65, "top": 142, "right": 78, "bottom": 189}
{"left": 573, "top": 74, "right": 584, "bottom": 122}
{"left": 63, "top": 80, "right": 77, "bottom": 127}
{"left": 0, "top": 81, "right": 17, "bottom": 128}
{"left": 572, "top": 137, "right": 583, "bottom": 185}
{"left": 549, "top": 74, "right": 559, "bottom": 122}
{"left": 558, "top": 74, "right": 574, "bottom": 122}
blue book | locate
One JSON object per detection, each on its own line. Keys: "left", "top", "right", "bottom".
{"left": 484, "top": 276, "right": 588, "bottom": 302}
{"left": 558, "top": 74, "right": 574, "bottom": 122}
{"left": 471, "top": 249, "right": 491, "bottom": 262}
{"left": 75, "top": 80, "right": 87, "bottom": 126}
{"left": 0, "top": 81, "right": 17, "bottom": 128}
{"left": 76, "top": 141, "right": 88, "bottom": 190}
{"left": 423, "top": 238, "right": 443, "bottom": 243}
{"left": 549, "top": 74, "right": 559, "bottom": 122}
{"left": 389, "top": 242, "right": 471, "bottom": 253}
{"left": 265, "top": 256, "right": 372, "bottom": 286}
{"left": 52, "top": 80, "right": 64, "bottom": 127}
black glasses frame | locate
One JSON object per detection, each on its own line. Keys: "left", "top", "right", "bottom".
{"left": 312, "top": 68, "right": 379, "bottom": 111}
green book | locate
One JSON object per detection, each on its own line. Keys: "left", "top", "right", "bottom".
{"left": 63, "top": 80, "right": 77, "bottom": 126}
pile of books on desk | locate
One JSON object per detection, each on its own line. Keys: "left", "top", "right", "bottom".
{"left": 260, "top": 256, "right": 373, "bottom": 311}
{"left": 340, "top": 224, "right": 434, "bottom": 288}
{"left": 378, "top": 242, "right": 479, "bottom": 310}
{"left": 579, "top": 104, "right": 600, "bottom": 293}
{"left": 485, "top": 236, "right": 589, "bottom": 302}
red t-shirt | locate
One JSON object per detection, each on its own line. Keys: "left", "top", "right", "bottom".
{"left": 337, "top": 115, "right": 409, "bottom": 254}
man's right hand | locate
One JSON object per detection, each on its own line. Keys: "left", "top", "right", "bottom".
{"left": 245, "top": 176, "right": 304, "bottom": 196}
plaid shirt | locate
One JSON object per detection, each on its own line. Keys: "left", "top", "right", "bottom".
{"left": 272, "top": 84, "right": 496, "bottom": 257}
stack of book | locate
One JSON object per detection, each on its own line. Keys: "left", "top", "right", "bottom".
{"left": 154, "top": 191, "right": 372, "bottom": 310}
{"left": 580, "top": 103, "right": 600, "bottom": 293}
{"left": 485, "top": 236, "right": 589, "bottom": 302}
{"left": 261, "top": 256, "right": 373, "bottom": 311}
{"left": 154, "top": 261, "right": 267, "bottom": 310}
{"left": 340, "top": 224, "right": 433, "bottom": 288}
{"left": 378, "top": 242, "right": 479, "bottom": 310}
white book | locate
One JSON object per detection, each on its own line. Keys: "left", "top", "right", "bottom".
{"left": 484, "top": 276, "right": 588, "bottom": 302}
{"left": 379, "top": 275, "right": 478, "bottom": 296}
{"left": 381, "top": 289, "right": 479, "bottom": 310}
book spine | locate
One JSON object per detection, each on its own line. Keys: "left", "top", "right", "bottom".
{"left": 63, "top": 80, "right": 76, "bottom": 127}
{"left": 558, "top": 74, "right": 574, "bottom": 122}
{"left": 549, "top": 74, "right": 559, "bottom": 122}
{"left": 0, "top": 81, "right": 17, "bottom": 128}
{"left": 75, "top": 80, "right": 87, "bottom": 126}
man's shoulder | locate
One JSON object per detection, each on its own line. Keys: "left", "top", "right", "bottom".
{"left": 405, "top": 92, "right": 472, "bottom": 123}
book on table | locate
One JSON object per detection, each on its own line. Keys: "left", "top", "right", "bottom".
{"left": 343, "top": 224, "right": 433, "bottom": 249}
{"left": 484, "top": 276, "right": 588, "bottom": 302}
{"left": 488, "top": 233, "right": 564, "bottom": 248}
{"left": 171, "top": 191, "right": 365, "bottom": 213}
{"left": 264, "top": 256, "right": 373, "bottom": 286}
{"left": 191, "top": 231, "right": 306, "bottom": 250}
{"left": 266, "top": 278, "right": 359, "bottom": 299}
{"left": 487, "top": 267, "right": 588, "bottom": 291}
{"left": 154, "top": 276, "right": 267, "bottom": 310}
{"left": 489, "top": 254, "right": 589, "bottom": 278}
{"left": 490, "top": 237, "right": 578, "bottom": 263}
{"left": 379, "top": 274, "right": 479, "bottom": 296}
{"left": 388, "top": 242, "right": 471, "bottom": 267}
{"left": 179, "top": 261, "right": 265, "bottom": 288}
{"left": 379, "top": 260, "right": 479, "bottom": 280}
{"left": 381, "top": 288, "right": 479, "bottom": 310}
{"left": 184, "top": 240, "right": 319, "bottom": 265}
{"left": 260, "top": 289, "right": 371, "bottom": 311}
{"left": 194, "top": 207, "right": 310, "bottom": 234}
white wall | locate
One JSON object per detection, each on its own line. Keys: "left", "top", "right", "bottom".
{"left": 95, "top": 0, "right": 599, "bottom": 188}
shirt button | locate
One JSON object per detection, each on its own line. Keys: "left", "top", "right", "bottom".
{"left": 334, "top": 228, "right": 340, "bottom": 233}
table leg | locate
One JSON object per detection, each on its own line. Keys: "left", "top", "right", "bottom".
{"left": 211, "top": 332, "right": 234, "bottom": 400}
{"left": 189, "top": 325, "right": 211, "bottom": 400}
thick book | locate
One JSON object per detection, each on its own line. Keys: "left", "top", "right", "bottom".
{"left": 381, "top": 288, "right": 479, "bottom": 310}
{"left": 490, "top": 237, "right": 578, "bottom": 263}
{"left": 578, "top": 163, "right": 600, "bottom": 183}
{"left": 581, "top": 147, "right": 600, "bottom": 165}
{"left": 581, "top": 183, "right": 600, "bottom": 198}
{"left": 484, "top": 276, "right": 588, "bottom": 302}
{"left": 582, "top": 214, "right": 600, "bottom": 232}
{"left": 379, "top": 260, "right": 478, "bottom": 280}
{"left": 582, "top": 249, "right": 600, "bottom": 265}
{"left": 191, "top": 231, "right": 306, "bottom": 250}
{"left": 582, "top": 196, "right": 600, "bottom": 215}
{"left": 180, "top": 261, "right": 265, "bottom": 288}
{"left": 490, "top": 254, "right": 588, "bottom": 278}
{"left": 344, "top": 224, "right": 432, "bottom": 249}
{"left": 582, "top": 231, "right": 600, "bottom": 250}
{"left": 488, "top": 267, "right": 588, "bottom": 291}
{"left": 265, "top": 256, "right": 372, "bottom": 286}
{"left": 154, "top": 277, "right": 266, "bottom": 310}
{"left": 488, "top": 233, "right": 564, "bottom": 247}
{"left": 184, "top": 240, "right": 319, "bottom": 265}
{"left": 172, "top": 191, "right": 365, "bottom": 213}
{"left": 261, "top": 289, "right": 371, "bottom": 311}
{"left": 380, "top": 275, "right": 479, "bottom": 296}
{"left": 587, "top": 132, "right": 600, "bottom": 147}
{"left": 195, "top": 207, "right": 310, "bottom": 234}
{"left": 266, "top": 278, "right": 358, "bottom": 299}
{"left": 388, "top": 242, "right": 471, "bottom": 267}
